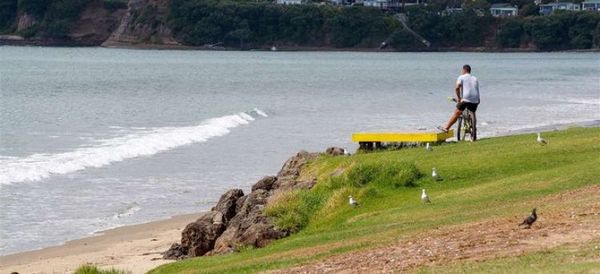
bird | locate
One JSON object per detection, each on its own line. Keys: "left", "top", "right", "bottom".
{"left": 421, "top": 189, "right": 431, "bottom": 203}
{"left": 536, "top": 133, "right": 547, "bottom": 145}
{"left": 343, "top": 148, "right": 352, "bottom": 156}
{"left": 432, "top": 168, "right": 442, "bottom": 181}
{"left": 519, "top": 208, "right": 537, "bottom": 229}
{"left": 425, "top": 143, "right": 432, "bottom": 151}
{"left": 348, "top": 195, "right": 359, "bottom": 207}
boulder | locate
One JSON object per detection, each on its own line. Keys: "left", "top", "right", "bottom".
{"left": 274, "top": 151, "right": 319, "bottom": 191}
{"left": 179, "top": 211, "right": 227, "bottom": 257}
{"left": 325, "top": 147, "right": 346, "bottom": 156}
{"left": 251, "top": 176, "right": 277, "bottom": 192}
{"left": 163, "top": 243, "right": 186, "bottom": 260}
{"left": 211, "top": 189, "right": 244, "bottom": 222}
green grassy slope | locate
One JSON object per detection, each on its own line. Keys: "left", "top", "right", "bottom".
{"left": 150, "top": 127, "right": 600, "bottom": 274}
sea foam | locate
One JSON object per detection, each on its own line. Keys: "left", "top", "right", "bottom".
{"left": 0, "top": 110, "right": 266, "bottom": 186}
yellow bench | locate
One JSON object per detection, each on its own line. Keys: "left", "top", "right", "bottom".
{"left": 352, "top": 130, "right": 454, "bottom": 150}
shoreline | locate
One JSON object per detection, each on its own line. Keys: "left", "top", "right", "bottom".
{"left": 1, "top": 120, "right": 599, "bottom": 273}
{"left": 3, "top": 39, "right": 600, "bottom": 53}
{"left": 0, "top": 213, "right": 203, "bottom": 274}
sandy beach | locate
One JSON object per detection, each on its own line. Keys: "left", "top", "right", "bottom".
{"left": 0, "top": 213, "right": 203, "bottom": 274}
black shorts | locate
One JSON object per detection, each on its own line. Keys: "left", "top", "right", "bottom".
{"left": 456, "top": 101, "right": 479, "bottom": 112}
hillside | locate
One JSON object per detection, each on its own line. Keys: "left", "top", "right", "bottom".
{"left": 1, "top": 0, "right": 600, "bottom": 50}
{"left": 149, "top": 127, "right": 600, "bottom": 273}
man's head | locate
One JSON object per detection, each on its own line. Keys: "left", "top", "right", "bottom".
{"left": 462, "top": 64, "right": 471, "bottom": 74}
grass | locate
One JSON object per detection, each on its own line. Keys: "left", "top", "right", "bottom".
{"left": 75, "top": 265, "right": 131, "bottom": 274}
{"left": 149, "top": 127, "right": 600, "bottom": 274}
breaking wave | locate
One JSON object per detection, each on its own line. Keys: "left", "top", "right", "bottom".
{"left": 0, "top": 110, "right": 267, "bottom": 186}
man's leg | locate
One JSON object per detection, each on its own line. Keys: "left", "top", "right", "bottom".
{"left": 443, "top": 108, "right": 462, "bottom": 131}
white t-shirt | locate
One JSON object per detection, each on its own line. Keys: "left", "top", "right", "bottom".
{"left": 457, "top": 74, "right": 480, "bottom": 104}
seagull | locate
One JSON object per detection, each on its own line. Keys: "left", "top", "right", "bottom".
{"left": 537, "top": 133, "right": 547, "bottom": 145}
{"left": 425, "top": 143, "right": 432, "bottom": 151}
{"left": 348, "top": 195, "right": 359, "bottom": 207}
{"left": 421, "top": 189, "right": 431, "bottom": 203}
{"left": 432, "top": 168, "right": 442, "bottom": 181}
{"left": 343, "top": 148, "right": 352, "bottom": 156}
{"left": 519, "top": 208, "right": 537, "bottom": 228}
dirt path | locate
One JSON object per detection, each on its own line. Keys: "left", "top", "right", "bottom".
{"left": 278, "top": 185, "right": 600, "bottom": 273}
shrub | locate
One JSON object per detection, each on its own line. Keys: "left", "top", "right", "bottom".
{"left": 74, "top": 265, "right": 130, "bottom": 274}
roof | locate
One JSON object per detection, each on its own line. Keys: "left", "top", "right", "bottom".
{"left": 490, "top": 3, "right": 517, "bottom": 8}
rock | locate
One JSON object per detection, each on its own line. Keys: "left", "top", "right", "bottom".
{"left": 178, "top": 211, "right": 227, "bottom": 257}
{"left": 251, "top": 176, "right": 277, "bottom": 192}
{"left": 210, "top": 189, "right": 287, "bottom": 254}
{"left": 274, "top": 151, "right": 319, "bottom": 191}
{"left": 325, "top": 147, "right": 345, "bottom": 156}
{"left": 163, "top": 243, "right": 186, "bottom": 260}
{"left": 211, "top": 189, "right": 244, "bottom": 222}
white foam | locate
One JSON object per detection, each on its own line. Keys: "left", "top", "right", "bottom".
{"left": 253, "top": 108, "right": 269, "bottom": 117}
{"left": 113, "top": 202, "right": 141, "bottom": 219}
{"left": 0, "top": 112, "right": 262, "bottom": 186}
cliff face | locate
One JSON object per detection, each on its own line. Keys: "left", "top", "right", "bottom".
{"left": 70, "top": 0, "right": 128, "bottom": 46}
{"left": 101, "top": 0, "right": 179, "bottom": 47}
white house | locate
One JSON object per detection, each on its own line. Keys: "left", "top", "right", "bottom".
{"left": 490, "top": 3, "right": 518, "bottom": 16}
{"left": 276, "top": 0, "right": 307, "bottom": 4}
{"left": 582, "top": 0, "right": 600, "bottom": 11}
{"left": 539, "top": 2, "right": 580, "bottom": 15}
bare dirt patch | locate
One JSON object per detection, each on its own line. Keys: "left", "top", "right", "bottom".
{"left": 277, "top": 185, "right": 600, "bottom": 273}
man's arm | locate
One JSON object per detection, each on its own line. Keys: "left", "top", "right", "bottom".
{"left": 455, "top": 82, "right": 462, "bottom": 101}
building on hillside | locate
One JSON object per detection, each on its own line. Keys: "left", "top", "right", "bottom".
{"left": 490, "top": 3, "right": 519, "bottom": 16}
{"left": 363, "top": 0, "right": 423, "bottom": 10}
{"left": 276, "top": 0, "right": 307, "bottom": 4}
{"left": 582, "top": 0, "right": 600, "bottom": 11}
{"left": 539, "top": 2, "right": 581, "bottom": 15}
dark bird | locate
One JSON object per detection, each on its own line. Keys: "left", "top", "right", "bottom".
{"left": 519, "top": 208, "right": 537, "bottom": 228}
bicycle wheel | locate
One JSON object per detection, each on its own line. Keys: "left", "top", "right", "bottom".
{"left": 456, "top": 115, "right": 463, "bottom": 141}
{"left": 469, "top": 112, "right": 477, "bottom": 141}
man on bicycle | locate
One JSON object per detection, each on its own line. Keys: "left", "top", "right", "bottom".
{"left": 439, "top": 64, "right": 480, "bottom": 133}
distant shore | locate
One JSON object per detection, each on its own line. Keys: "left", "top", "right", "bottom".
{"left": 1, "top": 120, "right": 598, "bottom": 274}
{"left": 3, "top": 37, "right": 600, "bottom": 53}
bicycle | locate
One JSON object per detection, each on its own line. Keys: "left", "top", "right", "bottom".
{"left": 449, "top": 97, "right": 477, "bottom": 141}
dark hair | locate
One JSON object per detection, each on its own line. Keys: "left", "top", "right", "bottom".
{"left": 463, "top": 64, "right": 471, "bottom": 73}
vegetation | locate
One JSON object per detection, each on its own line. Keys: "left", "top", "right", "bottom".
{"left": 74, "top": 265, "right": 130, "bottom": 274}
{"left": 167, "top": 0, "right": 398, "bottom": 48}
{"left": 149, "top": 127, "right": 600, "bottom": 273}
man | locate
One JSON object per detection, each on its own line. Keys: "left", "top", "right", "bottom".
{"left": 439, "top": 64, "right": 480, "bottom": 134}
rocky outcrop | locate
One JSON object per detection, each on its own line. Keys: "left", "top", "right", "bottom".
{"left": 164, "top": 150, "right": 324, "bottom": 260}
{"left": 70, "top": 0, "right": 127, "bottom": 46}
{"left": 102, "top": 0, "right": 179, "bottom": 47}
{"left": 16, "top": 12, "right": 37, "bottom": 32}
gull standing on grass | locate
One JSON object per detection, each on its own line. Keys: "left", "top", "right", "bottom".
{"left": 432, "top": 168, "right": 442, "bottom": 181}
{"left": 537, "top": 133, "right": 547, "bottom": 145}
{"left": 425, "top": 143, "right": 432, "bottom": 151}
{"left": 421, "top": 189, "right": 431, "bottom": 203}
{"left": 348, "top": 195, "right": 359, "bottom": 207}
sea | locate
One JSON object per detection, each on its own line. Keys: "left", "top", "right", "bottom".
{"left": 0, "top": 46, "right": 599, "bottom": 255}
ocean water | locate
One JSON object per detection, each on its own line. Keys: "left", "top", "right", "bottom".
{"left": 0, "top": 46, "right": 598, "bottom": 255}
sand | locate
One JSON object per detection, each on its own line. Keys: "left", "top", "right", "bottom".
{"left": 0, "top": 213, "right": 203, "bottom": 274}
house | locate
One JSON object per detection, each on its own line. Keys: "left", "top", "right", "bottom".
{"left": 490, "top": 3, "right": 518, "bottom": 17}
{"left": 539, "top": 2, "right": 581, "bottom": 15}
{"left": 363, "top": 0, "right": 401, "bottom": 9}
{"left": 276, "top": 0, "right": 307, "bottom": 4}
{"left": 582, "top": 0, "right": 600, "bottom": 11}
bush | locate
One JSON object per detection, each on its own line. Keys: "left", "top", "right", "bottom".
{"left": 0, "top": 0, "right": 17, "bottom": 31}
{"left": 498, "top": 19, "right": 524, "bottom": 48}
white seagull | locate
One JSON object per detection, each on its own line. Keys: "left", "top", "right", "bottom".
{"left": 348, "top": 195, "right": 359, "bottom": 207}
{"left": 537, "top": 133, "right": 547, "bottom": 145}
{"left": 343, "top": 148, "right": 352, "bottom": 156}
{"left": 425, "top": 143, "right": 432, "bottom": 151}
{"left": 421, "top": 189, "right": 431, "bottom": 203}
{"left": 432, "top": 168, "right": 442, "bottom": 181}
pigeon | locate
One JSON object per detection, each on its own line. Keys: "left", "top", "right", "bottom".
{"left": 536, "top": 133, "right": 547, "bottom": 145}
{"left": 348, "top": 195, "right": 359, "bottom": 207}
{"left": 425, "top": 143, "right": 432, "bottom": 151}
{"left": 432, "top": 168, "right": 442, "bottom": 181}
{"left": 519, "top": 208, "right": 537, "bottom": 228}
{"left": 421, "top": 189, "right": 431, "bottom": 203}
